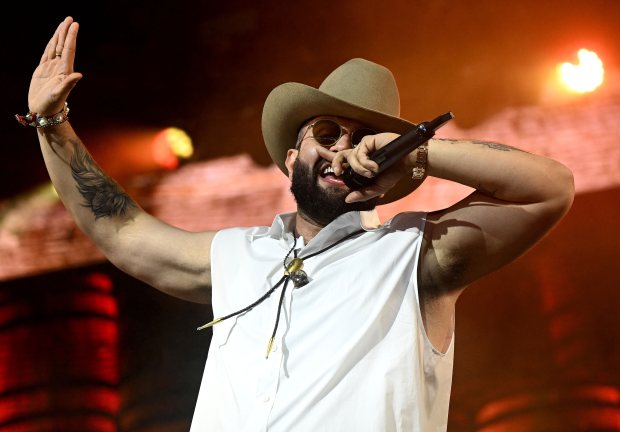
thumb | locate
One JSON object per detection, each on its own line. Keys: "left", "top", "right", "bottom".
{"left": 59, "top": 72, "right": 83, "bottom": 98}
{"left": 345, "top": 185, "right": 383, "bottom": 203}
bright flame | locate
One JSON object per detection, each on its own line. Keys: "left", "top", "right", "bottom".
{"left": 558, "top": 49, "right": 604, "bottom": 93}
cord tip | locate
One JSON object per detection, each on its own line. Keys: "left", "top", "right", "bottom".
{"left": 265, "top": 337, "right": 275, "bottom": 359}
{"left": 197, "top": 317, "right": 222, "bottom": 331}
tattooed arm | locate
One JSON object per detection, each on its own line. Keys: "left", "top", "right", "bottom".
{"left": 38, "top": 123, "right": 214, "bottom": 303}
{"left": 28, "top": 18, "right": 213, "bottom": 303}
{"left": 416, "top": 138, "right": 574, "bottom": 298}
{"left": 69, "top": 144, "right": 136, "bottom": 219}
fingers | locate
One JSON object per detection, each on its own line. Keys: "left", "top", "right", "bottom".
{"left": 60, "top": 22, "right": 80, "bottom": 72}
{"left": 55, "top": 17, "right": 73, "bottom": 58}
{"left": 40, "top": 20, "right": 63, "bottom": 64}
{"left": 56, "top": 18, "right": 76, "bottom": 62}
{"left": 317, "top": 142, "right": 376, "bottom": 178}
{"left": 315, "top": 145, "right": 337, "bottom": 162}
{"left": 50, "top": 17, "right": 73, "bottom": 58}
{"left": 40, "top": 17, "right": 74, "bottom": 64}
{"left": 355, "top": 136, "right": 380, "bottom": 172}
{"left": 343, "top": 145, "right": 377, "bottom": 179}
{"left": 331, "top": 152, "right": 348, "bottom": 176}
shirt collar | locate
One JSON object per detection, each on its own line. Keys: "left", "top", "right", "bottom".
{"left": 248, "top": 210, "right": 382, "bottom": 253}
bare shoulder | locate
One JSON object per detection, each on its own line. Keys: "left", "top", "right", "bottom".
{"left": 418, "top": 183, "right": 573, "bottom": 301}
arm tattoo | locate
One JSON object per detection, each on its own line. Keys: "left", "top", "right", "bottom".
{"left": 70, "top": 143, "right": 136, "bottom": 219}
{"left": 475, "top": 141, "right": 524, "bottom": 152}
{"left": 436, "top": 138, "right": 525, "bottom": 152}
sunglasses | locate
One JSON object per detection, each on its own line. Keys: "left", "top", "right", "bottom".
{"left": 306, "top": 119, "right": 377, "bottom": 148}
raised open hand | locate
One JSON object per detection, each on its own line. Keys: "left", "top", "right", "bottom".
{"left": 28, "top": 17, "right": 83, "bottom": 116}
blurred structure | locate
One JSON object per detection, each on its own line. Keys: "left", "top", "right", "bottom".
{"left": 0, "top": 270, "right": 119, "bottom": 431}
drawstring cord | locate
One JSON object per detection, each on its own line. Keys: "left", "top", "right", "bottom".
{"left": 197, "top": 228, "right": 365, "bottom": 358}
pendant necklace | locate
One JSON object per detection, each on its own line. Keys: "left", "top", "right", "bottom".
{"left": 197, "top": 228, "right": 364, "bottom": 358}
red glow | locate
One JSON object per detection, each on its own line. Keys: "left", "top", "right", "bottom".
{"left": 547, "top": 313, "right": 584, "bottom": 341}
{"left": 152, "top": 129, "right": 179, "bottom": 170}
{"left": 477, "top": 386, "right": 620, "bottom": 431}
{"left": 0, "top": 275, "right": 120, "bottom": 431}
{"left": 0, "top": 302, "right": 30, "bottom": 327}
{"left": 0, "top": 417, "right": 117, "bottom": 432}
{"left": 478, "top": 408, "right": 620, "bottom": 432}
{"left": 47, "top": 292, "right": 118, "bottom": 318}
{"left": 83, "top": 272, "right": 113, "bottom": 292}
{"left": 0, "top": 387, "right": 119, "bottom": 423}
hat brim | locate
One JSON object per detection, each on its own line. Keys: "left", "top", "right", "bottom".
{"left": 262, "top": 83, "right": 422, "bottom": 204}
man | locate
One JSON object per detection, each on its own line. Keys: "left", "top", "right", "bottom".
{"left": 22, "top": 17, "right": 574, "bottom": 431}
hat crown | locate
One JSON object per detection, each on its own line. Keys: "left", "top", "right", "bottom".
{"left": 318, "top": 58, "right": 401, "bottom": 117}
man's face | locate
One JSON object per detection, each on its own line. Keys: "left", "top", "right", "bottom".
{"left": 287, "top": 116, "right": 379, "bottom": 226}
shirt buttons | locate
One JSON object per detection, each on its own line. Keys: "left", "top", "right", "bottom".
{"left": 263, "top": 395, "right": 271, "bottom": 403}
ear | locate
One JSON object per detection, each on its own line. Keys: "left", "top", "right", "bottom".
{"left": 285, "top": 148, "right": 298, "bottom": 180}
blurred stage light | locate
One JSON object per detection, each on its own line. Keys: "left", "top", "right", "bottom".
{"left": 558, "top": 49, "right": 604, "bottom": 93}
{"left": 152, "top": 127, "right": 194, "bottom": 170}
{"left": 86, "top": 127, "right": 194, "bottom": 180}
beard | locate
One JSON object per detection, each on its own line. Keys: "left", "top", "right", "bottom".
{"left": 290, "top": 158, "right": 379, "bottom": 227}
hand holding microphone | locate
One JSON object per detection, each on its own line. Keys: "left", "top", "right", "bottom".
{"left": 341, "top": 112, "right": 455, "bottom": 189}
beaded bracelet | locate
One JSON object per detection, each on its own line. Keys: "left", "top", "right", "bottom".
{"left": 15, "top": 103, "right": 70, "bottom": 128}
{"left": 411, "top": 143, "right": 428, "bottom": 180}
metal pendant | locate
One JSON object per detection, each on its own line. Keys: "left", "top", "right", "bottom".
{"left": 285, "top": 257, "right": 304, "bottom": 274}
{"left": 284, "top": 257, "right": 309, "bottom": 288}
{"left": 290, "top": 270, "right": 309, "bottom": 288}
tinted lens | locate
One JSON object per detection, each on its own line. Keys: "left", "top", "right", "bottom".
{"left": 351, "top": 128, "right": 376, "bottom": 146}
{"left": 311, "top": 120, "right": 342, "bottom": 146}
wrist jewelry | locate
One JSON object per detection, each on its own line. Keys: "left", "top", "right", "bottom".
{"left": 411, "top": 143, "right": 428, "bottom": 180}
{"left": 15, "top": 103, "right": 70, "bottom": 128}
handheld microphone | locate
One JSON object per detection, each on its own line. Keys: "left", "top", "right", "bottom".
{"left": 341, "top": 112, "right": 455, "bottom": 189}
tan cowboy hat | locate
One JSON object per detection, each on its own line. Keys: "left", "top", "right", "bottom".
{"left": 261, "top": 58, "right": 420, "bottom": 204}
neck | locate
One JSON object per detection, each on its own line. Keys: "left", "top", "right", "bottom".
{"left": 293, "top": 209, "right": 381, "bottom": 243}
{"left": 294, "top": 210, "right": 328, "bottom": 244}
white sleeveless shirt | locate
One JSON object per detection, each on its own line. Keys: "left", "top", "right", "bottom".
{"left": 190, "top": 211, "right": 454, "bottom": 432}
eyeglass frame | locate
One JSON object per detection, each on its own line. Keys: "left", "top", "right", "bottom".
{"left": 296, "top": 119, "right": 377, "bottom": 150}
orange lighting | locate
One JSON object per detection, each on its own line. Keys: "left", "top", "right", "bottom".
{"left": 152, "top": 127, "right": 194, "bottom": 170}
{"left": 558, "top": 49, "right": 604, "bottom": 93}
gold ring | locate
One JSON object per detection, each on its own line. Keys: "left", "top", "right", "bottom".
{"left": 55, "top": 52, "right": 62, "bottom": 57}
